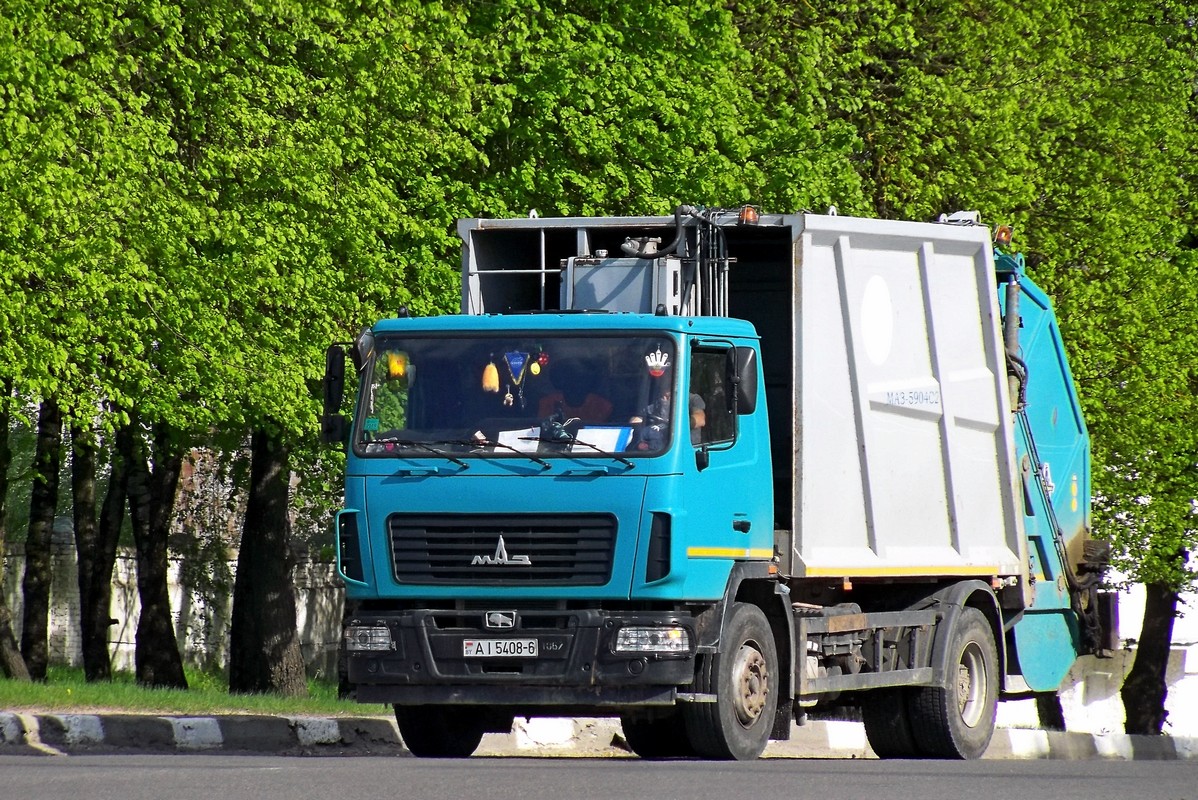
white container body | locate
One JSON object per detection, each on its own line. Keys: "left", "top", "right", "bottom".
{"left": 790, "top": 214, "right": 1025, "bottom": 581}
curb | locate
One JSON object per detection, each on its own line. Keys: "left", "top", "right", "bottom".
{"left": 2, "top": 712, "right": 1196, "bottom": 760}
{"left": 0, "top": 712, "right": 405, "bottom": 756}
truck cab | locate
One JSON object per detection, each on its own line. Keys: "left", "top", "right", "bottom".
{"left": 330, "top": 311, "right": 776, "bottom": 757}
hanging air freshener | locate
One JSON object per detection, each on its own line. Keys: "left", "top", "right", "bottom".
{"left": 482, "top": 357, "right": 500, "bottom": 393}
{"left": 531, "top": 348, "right": 548, "bottom": 377}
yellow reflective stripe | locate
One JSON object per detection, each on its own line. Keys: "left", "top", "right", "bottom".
{"left": 803, "top": 565, "right": 1007, "bottom": 578}
{"left": 687, "top": 547, "right": 774, "bottom": 559}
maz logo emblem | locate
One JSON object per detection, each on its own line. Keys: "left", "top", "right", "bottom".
{"left": 471, "top": 535, "right": 532, "bottom": 566}
{"left": 485, "top": 611, "right": 516, "bottom": 629}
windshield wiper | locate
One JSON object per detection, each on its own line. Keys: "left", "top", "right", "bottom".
{"left": 563, "top": 435, "right": 634, "bottom": 468}
{"left": 467, "top": 438, "right": 551, "bottom": 469}
{"left": 531, "top": 416, "right": 635, "bottom": 468}
{"left": 369, "top": 438, "right": 469, "bottom": 468}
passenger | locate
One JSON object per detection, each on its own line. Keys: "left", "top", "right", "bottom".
{"left": 630, "top": 385, "right": 706, "bottom": 450}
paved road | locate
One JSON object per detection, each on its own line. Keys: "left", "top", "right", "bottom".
{"left": 2, "top": 754, "right": 1197, "bottom": 800}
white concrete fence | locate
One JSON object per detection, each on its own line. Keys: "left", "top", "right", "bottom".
{"left": 2, "top": 539, "right": 343, "bottom": 680}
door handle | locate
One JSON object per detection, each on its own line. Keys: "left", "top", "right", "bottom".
{"left": 732, "top": 519, "right": 751, "bottom": 533}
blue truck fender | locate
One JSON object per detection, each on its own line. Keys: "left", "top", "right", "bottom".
{"left": 689, "top": 562, "right": 795, "bottom": 739}
{"left": 925, "top": 580, "right": 1006, "bottom": 691}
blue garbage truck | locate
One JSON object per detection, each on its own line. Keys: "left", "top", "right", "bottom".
{"left": 321, "top": 206, "right": 1111, "bottom": 760}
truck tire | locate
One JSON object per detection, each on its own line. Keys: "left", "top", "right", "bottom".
{"left": 620, "top": 710, "right": 696, "bottom": 758}
{"left": 909, "top": 606, "right": 998, "bottom": 759}
{"left": 683, "top": 602, "right": 778, "bottom": 760}
{"left": 861, "top": 688, "right": 920, "bottom": 758}
{"left": 395, "top": 705, "right": 486, "bottom": 758}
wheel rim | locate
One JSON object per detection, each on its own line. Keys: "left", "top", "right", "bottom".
{"left": 732, "top": 641, "right": 770, "bottom": 728}
{"left": 957, "top": 641, "right": 988, "bottom": 728}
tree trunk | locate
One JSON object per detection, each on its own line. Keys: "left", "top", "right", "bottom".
{"left": 82, "top": 419, "right": 131, "bottom": 682}
{"left": 0, "top": 380, "right": 31, "bottom": 680}
{"left": 126, "top": 419, "right": 187, "bottom": 689}
{"left": 71, "top": 423, "right": 99, "bottom": 677}
{"left": 74, "top": 419, "right": 128, "bottom": 682}
{"left": 0, "top": 601, "right": 28, "bottom": 680}
{"left": 1121, "top": 580, "right": 1179, "bottom": 735}
{"left": 1035, "top": 693, "right": 1067, "bottom": 731}
{"left": 20, "top": 397, "right": 63, "bottom": 680}
{"left": 229, "top": 427, "right": 307, "bottom": 696}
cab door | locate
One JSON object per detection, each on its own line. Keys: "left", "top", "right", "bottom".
{"left": 678, "top": 346, "right": 773, "bottom": 589}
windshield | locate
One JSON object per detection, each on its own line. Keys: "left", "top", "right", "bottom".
{"left": 354, "top": 333, "right": 678, "bottom": 459}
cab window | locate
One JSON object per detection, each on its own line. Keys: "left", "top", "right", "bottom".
{"left": 689, "top": 350, "right": 734, "bottom": 446}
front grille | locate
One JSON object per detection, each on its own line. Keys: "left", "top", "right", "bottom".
{"left": 389, "top": 514, "right": 617, "bottom": 585}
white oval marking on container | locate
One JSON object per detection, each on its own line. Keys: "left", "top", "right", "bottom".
{"left": 860, "top": 275, "right": 894, "bottom": 365}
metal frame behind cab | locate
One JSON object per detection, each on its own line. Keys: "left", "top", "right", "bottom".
{"left": 457, "top": 212, "right": 740, "bottom": 317}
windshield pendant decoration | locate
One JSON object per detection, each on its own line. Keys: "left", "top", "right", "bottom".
{"left": 503, "top": 351, "right": 531, "bottom": 408}
{"left": 471, "top": 535, "right": 532, "bottom": 567}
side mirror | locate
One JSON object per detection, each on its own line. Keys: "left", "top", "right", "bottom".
{"left": 323, "top": 345, "right": 346, "bottom": 415}
{"left": 351, "top": 327, "right": 375, "bottom": 372}
{"left": 726, "top": 346, "right": 758, "bottom": 415}
{"left": 321, "top": 345, "right": 347, "bottom": 445}
{"left": 321, "top": 413, "right": 347, "bottom": 445}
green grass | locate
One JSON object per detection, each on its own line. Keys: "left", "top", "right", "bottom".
{"left": 0, "top": 666, "right": 390, "bottom": 717}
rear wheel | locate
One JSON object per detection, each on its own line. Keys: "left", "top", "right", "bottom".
{"left": 394, "top": 705, "right": 486, "bottom": 758}
{"left": 908, "top": 606, "right": 999, "bottom": 759}
{"left": 620, "top": 709, "right": 696, "bottom": 759}
{"left": 861, "top": 688, "right": 920, "bottom": 758}
{"left": 683, "top": 602, "right": 779, "bottom": 760}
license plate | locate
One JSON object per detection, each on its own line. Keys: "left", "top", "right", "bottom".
{"left": 462, "top": 638, "right": 538, "bottom": 658}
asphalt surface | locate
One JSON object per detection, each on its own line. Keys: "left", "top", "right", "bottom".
{"left": 2, "top": 712, "right": 1196, "bottom": 760}
{"left": 7, "top": 755, "right": 1198, "bottom": 800}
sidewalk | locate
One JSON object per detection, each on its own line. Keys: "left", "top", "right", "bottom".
{"left": 3, "top": 712, "right": 1196, "bottom": 760}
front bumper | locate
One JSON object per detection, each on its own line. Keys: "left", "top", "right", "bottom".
{"left": 346, "top": 607, "right": 697, "bottom": 708}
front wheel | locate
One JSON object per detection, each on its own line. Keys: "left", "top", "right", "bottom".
{"left": 908, "top": 606, "right": 999, "bottom": 759}
{"left": 395, "top": 705, "right": 486, "bottom": 758}
{"left": 683, "top": 602, "right": 779, "bottom": 760}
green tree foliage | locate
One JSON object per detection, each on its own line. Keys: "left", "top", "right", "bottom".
{"left": 1026, "top": 5, "right": 1198, "bottom": 600}
{"left": 0, "top": 1, "right": 164, "bottom": 421}
{"left": 460, "top": 1, "right": 761, "bottom": 215}
{"left": 728, "top": 1, "right": 864, "bottom": 211}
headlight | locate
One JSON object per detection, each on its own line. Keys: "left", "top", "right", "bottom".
{"left": 345, "top": 626, "right": 393, "bottom": 652}
{"left": 613, "top": 625, "right": 690, "bottom": 654}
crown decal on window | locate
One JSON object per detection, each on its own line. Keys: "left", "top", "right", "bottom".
{"left": 645, "top": 348, "right": 670, "bottom": 377}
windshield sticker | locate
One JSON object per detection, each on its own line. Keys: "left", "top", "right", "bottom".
{"left": 645, "top": 347, "right": 670, "bottom": 377}
{"left": 363, "top": 417, "right": 380, "bottom": 432}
